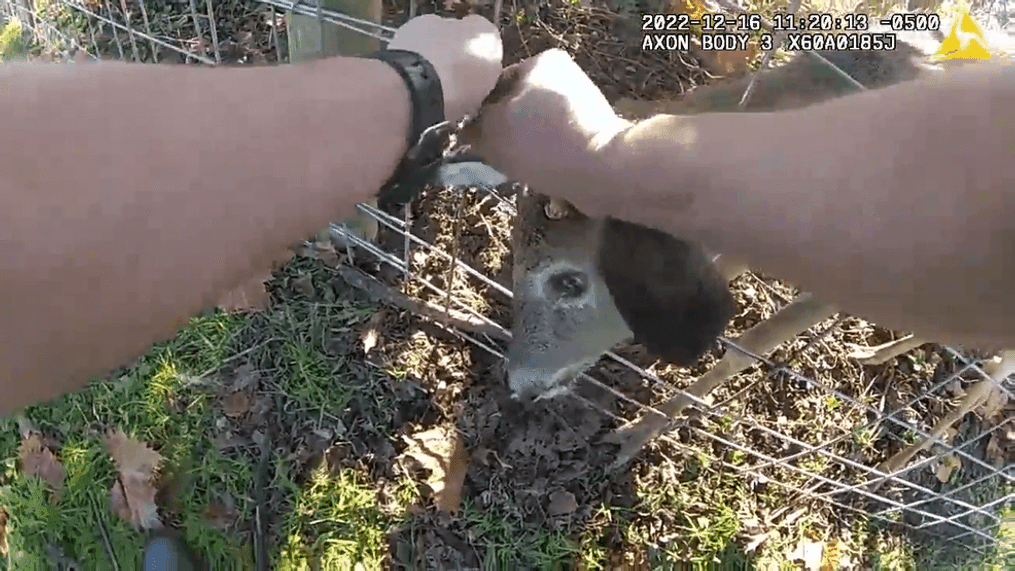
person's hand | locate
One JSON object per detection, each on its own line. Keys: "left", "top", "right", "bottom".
{"left": 387, "top": 14, "right": 503, "bottom": 124}
{"left": 462, "top": 49, "right": 631, "bottom": 192}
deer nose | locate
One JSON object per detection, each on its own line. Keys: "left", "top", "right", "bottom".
{"left": 505, "top": 365, "right": 545, "bottom": 401}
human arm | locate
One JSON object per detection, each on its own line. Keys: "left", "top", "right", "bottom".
{"left": 0, "top": 15, "right": 502, "bottom": 415}
{"left": 471, "top": 50, "right": 1015, "bottom": 349}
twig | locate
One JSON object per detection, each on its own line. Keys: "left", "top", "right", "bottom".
{"left": 334, "top": 264, "right": 509, "bottom": 341}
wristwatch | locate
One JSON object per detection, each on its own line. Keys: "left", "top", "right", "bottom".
{"left": 363, "top": 48, "right": 448, "bottom": 205}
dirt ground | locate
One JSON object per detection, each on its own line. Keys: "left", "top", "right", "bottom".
{"left": 16, "top": 0, "right": 1012, "bottom": 567}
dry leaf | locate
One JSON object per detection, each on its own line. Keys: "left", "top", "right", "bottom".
{"left": 205, "top": 493, "right": 238, "bottom": 531}
{"left": 104, "top": 429, "right": 164, "bottom": 530}
{"left": 397, "top": 425, "right": 470, "bottom": 513}
{"left": 547, "top": 490, "right": 578, "bottom": 516}
{"left": 361, "top": 311, "right": 386, "bottom": 355}
{"left": 213, "top": 431, "right": 250, "bottom": 451}
{"left": 986, "top": 433, "right": 1006, "bottom": 467}
{"left": 936, "top": 454, "right": 962, "bottom": 483}
{"left": 980, "top": 385, "right": 1009, "bottom": 422}
{"left": 742, "top": 532, "right": 768, "bottom": 555}
{"left": 221, "top": 390, "right": 252, "bottom": 418}
{"left": 17, "top": 432, "right": 66, "bottom": 502}
{"left": 438, "top": 435, "right": 469, "bottom": 514}
{"left": 787, "top": 536, "right": 825, "bottom": 571}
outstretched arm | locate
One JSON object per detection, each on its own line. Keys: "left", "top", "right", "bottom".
{"left": 0, "top": 14, "right": 503, "bottom": 415}
{"left": 590, "top": 62, "right": 1015, "bottom": 349}
{"left": 472, "top": 50, "right": 1015, "bottom": 349}
{"left": 0, "top": 57, "right": 410, "bottom": 414}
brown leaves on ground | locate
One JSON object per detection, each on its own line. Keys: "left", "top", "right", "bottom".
{"left": 104, "top": 429, "right": 164, "bottom": 530}
{"left": 17, "top": 431, "right": 66, "bottom": 503}
{"left": 935, "top": 453, "right": 962, "bottom": 483}
{"left": 205, "top": 492, "right": 239, "bottom": 531}
{"left": 985, "top": 424, "right": 1015, "bottom": 468}
{"left": 396, "top": 425, "right": 470, "bottom": 513}
{"left": 216, "top": 364, "right": 272, "bottom": 426}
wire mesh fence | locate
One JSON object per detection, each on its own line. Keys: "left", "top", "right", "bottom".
{"left": 2, "top": 0, "right": 1013, "bottom": 563}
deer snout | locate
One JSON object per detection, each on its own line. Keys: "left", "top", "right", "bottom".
{"left": 505, "top": 360, "right": 585, "bottom": 402}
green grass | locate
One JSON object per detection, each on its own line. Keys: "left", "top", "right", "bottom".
{"left": 277, "top": 466, "right": 410, "bottom": 570}
{"left": 0, "top": 17, "right": 28, "bottom": 61}
{"left": 0, "top": 261, "right": 409, "bottom": 570}
{"left": 0, "top": 311, "right": 253, "bottom": 569}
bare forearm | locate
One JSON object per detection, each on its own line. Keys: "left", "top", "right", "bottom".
{"left": 0, "top": 58, "right": 410, "bottom": 412}
{"left": 582, "top": 62, "right": 1015, "bottom": 348}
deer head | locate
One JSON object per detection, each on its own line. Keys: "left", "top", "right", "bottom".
{"left": 505, "top": 189, "right": 735, "bottom": 400}
{"left": 504, "top": 30, "right": 961, "bottom": 401}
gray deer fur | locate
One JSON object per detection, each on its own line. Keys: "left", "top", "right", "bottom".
{"left": 505, "top": 28, "right": 962, "bottom": 401}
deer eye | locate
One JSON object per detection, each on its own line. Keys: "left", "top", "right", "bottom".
{"left": 548, "top": 270, "right": 587, "bottom": 299}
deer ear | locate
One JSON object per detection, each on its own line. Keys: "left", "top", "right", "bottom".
{"left": 596, "top": 218, "right": 735, "bottom": 366}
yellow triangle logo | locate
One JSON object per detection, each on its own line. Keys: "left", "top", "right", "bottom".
{"left": 933, "top": 11, "right": 992, "bottom": 60}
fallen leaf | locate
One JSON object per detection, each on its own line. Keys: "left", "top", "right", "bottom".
{"left": 697, "top": 42, "right": 760, "bottom": 77}
{"left": 980, "top": 385, "right": 1009, "bottom": 422}
{"left": 742, "top": 531, "right": 768, "bottom": 555}
{"left": 547, "top": 490, "right": 578, "bottom": 516}
{"left": 397, "top": 425, "right": 470, "bottom": 513}
{"left": 439, "top": 435, "right": 469, "bottom": 514}
{"left": 986, "top": 433, "right": 1005, "bottom": 467}
{"left": 17, "top": 432, "right": 66, "bottom": 502}
{"left": 205, "top": 493, "right": 238, "bottom": 531}
{"left": 787, "top": 536, "right": 825, "bottom": 571}
{"left": 221, "top": 390, "right": 252, "bottom": 418}
{"left": 104, "top": 429, "right": 164, "bottom": 530}
{"left": 946, "top": 378, "right": 967, "bottom": 398}
{"left": 248, "top": 393, "right": 273, "bottom": 425}
{"left": 936, "top": 453, "right": 962, "bottom": 483}
{"left": 361, "top": 311, "right": 386, "bottom": 355}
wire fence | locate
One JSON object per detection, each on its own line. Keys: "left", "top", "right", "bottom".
{"left": 2, "top": 0, "right": 1013, "bottom": 562}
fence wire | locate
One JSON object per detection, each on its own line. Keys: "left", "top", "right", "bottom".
{"left": 3, "top": 0, "right": 1013, "bottom": 561}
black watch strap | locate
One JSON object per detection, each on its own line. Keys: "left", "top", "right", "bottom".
{"left": 365, "top": 48, "right": 447, "bottom": 205}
